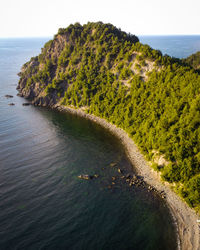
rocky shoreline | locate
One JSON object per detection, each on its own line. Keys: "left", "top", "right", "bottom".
{"left": 54, "top": 104, "right": 200, "bottom": 250}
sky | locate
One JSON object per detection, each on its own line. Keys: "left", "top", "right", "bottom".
{"left": 1, "top": 0, "right": 200, "bottom": 38}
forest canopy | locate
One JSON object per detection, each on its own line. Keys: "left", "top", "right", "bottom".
{"left": 183, "top": 51, "right": 200, "bottom": 70}
{"left": 18, "top": 22, "right": 200, "bottom": 212}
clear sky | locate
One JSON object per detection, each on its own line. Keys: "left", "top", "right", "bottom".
{"left": 1, "top": 0, "right": 200, "bottom": 38}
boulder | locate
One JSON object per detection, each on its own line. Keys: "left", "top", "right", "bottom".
{"left": 5, "top": 95, "right": 13, "bottom": 98}
{"left": 78, "top": 174, "right": 99, "bottom": 180}
{"left": 78, "top": 174, "right": 91, "bottom": 180}
{"left": 22, "top": 103, "right": 31, "bottom": 106}
{"left": 110, "top": 162, "right": 117, "bottom": 167}
{"left": 118, "top": 168, "right": 122, "bottom": 174}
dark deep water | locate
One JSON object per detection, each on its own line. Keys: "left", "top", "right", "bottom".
{"left": 2, "top": 36, "right": 199, "bottom": 249}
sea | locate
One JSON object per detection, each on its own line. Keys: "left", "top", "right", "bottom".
{"left": 139, "top": 35, "right": 200, "bottom": 58}
{"left": 0, "top": 35, "right": 200, "bottom": 250}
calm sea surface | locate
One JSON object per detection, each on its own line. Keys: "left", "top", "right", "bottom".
{"left": 139, "top": 35, "right": 200, "bottom": 58}
{"left": 1, "top": 35, "right": 199, "bottom": 250}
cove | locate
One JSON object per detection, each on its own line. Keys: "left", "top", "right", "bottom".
{"left": 0, "top": 106, "right": 177, "bottom": 249}
{"left": 0, "top": 37, "right": 177, "bottom": 250}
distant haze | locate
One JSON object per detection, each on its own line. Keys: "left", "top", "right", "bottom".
{"left": 1, "top": 0, "right": 200, "bottom": 38}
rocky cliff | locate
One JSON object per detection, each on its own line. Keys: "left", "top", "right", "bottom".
{"left": 17, "top": 22, "right": 163, "bottom": 107}
{"left": 17, "top": 22, "right": 200, "bottom": 211}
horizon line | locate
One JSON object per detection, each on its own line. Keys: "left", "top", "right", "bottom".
{"left": 0, "top": 34, "right": 200, "bottom": 39}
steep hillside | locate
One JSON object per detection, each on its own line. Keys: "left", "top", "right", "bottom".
{"left": 183, "top": 51, "right": 200, "bottom": 70}
{"left": 17, "top": 22, "right": 200, "bottom": 211}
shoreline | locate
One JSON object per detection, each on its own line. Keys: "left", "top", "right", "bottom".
{"left": 54, "top": 104, "right": 200, "bottom": 250}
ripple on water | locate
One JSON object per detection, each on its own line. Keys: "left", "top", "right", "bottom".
{"left": 0, "top": 38, "right": 178, "bottom": 250}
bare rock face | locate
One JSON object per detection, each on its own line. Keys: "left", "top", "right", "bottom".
{"left": 33, "top": 94, "right": 58, "bottom": 107}
{"left": 17, "top": 55, "right": 46, "bottom": 105}
{"left": 17, "top": 22, "right": 139, "bottom": 108}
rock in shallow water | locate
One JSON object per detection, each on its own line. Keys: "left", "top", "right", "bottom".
{"left": 110, "top": 162, "right": 117, "bottom": 167}
{"left": 22, "top": 103, "right": 31, "bottom": 106}
{"left": 78, "top": 174, "right": 99, "bottom": 180}
{"left": 5, "top": 95, "right": 13, "bottom": 98}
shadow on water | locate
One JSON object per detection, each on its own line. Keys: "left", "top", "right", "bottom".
{"left": 12, "top": 106, "right": 177, "bottom": 250}
{"left": 0, "top": 104, "right": 178, "bottom": 250}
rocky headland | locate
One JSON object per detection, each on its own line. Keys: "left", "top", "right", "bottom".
{"left": 17, "top": 22, "right": 200, "bottom": 249}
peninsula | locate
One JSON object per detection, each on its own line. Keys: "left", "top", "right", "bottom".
{"left": 17, "top": 22, "right": 200, "bottom": 249}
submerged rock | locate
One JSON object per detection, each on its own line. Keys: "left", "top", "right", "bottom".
{"left": 126, "top": 174, "right": 131, "bottom": 178}
{"left": 110, "top": 162, "right": 117, "bottom": 167}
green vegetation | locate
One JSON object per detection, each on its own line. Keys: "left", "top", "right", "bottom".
{"left": 18, "top": 22, "right": 200, "bottom": 212}
{"left": 183, "top": 51, "right": 200, "bottom": 71}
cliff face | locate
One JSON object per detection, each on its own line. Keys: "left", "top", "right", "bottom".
{"left": 17, "top": 22, "right": 200, "bottom": 211}
{"left": 17, "top": 21, "right": 161, "bottom": 106}
{"left": 17, "top": 33, "right": 71, "bottom": 106}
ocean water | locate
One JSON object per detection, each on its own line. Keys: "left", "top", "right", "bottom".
{"left": 139, "top": 35, "right": 200, "bottom": 58}
{"left": 1, "top": 36, "right": 198, "bottom": 249}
